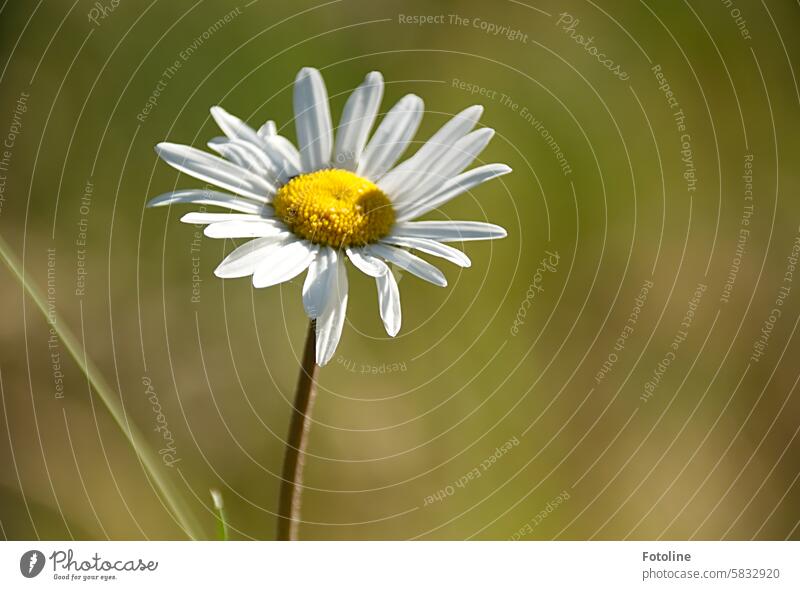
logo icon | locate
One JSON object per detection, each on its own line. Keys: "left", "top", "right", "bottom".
{"left": 19, "top": 550, "right": 45, "bottom": 578}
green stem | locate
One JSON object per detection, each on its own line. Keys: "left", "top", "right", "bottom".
{"left": 277, "top": 320, "right": 318, "bottom": 540}
{"left": 0, "top": 233, "right": 205, "bottom": 540}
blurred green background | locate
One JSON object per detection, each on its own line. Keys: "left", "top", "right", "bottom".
{"left": 1, "top": 0, "right": 799, "bottom": 540}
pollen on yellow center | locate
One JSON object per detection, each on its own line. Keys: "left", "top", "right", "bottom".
{"left": 272, "top": 169, "right": 395, "bottom": 248}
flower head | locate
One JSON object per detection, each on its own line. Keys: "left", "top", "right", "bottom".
{"left": 149, "top": 67, "right": 510, "bottom": 365}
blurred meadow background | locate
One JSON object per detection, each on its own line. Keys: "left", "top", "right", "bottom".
{"left": 1, "top": 0, "right": 799, "bottom": 540}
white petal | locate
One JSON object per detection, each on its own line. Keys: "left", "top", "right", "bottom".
{"left": 250, "top": 119, "right": 303, "bottom": 180}
{"left": 210, "top": 106, "right": 264, "bottom": 147}
{"left": 393, "top": 221, "right": 508, "bottom": 242}
{"left": 315, "top": 258, "right": 348, "bottom": 366}
{"left": 400, "top": 128, "right": 494, "bottom": 204}
{"left": 181, "top": 211, "right": 275, "bottom": 224}
{"left": 396, "top": 163, "right": 511, "bottom": 222}
{"left": 357, "top": 94, "right": 424, "bottom": 181}
{"left": 204, "top": 219, "right": 286, "bottom": 239}
{"left": 364, "top": 243, "right": 447, "bottom": 287}
{"left": 258, "top": 120, "right": 277, "bottom": 138}
{"left": 155, "top": 143, "right": 274, "bottom": 202}
{"left": 375, "top": 260, "right": 401, "bottom": 337}
{"left": 207, "top": 137, "right": 249, "bottom": 168}
{"left": 381, "top": 236, "right": 471, "bottom": 267}
{"left": 209, "top": 136, "right": 298, "bottom": 186}
{"left": 294, "top": 67, "right": 333, "bottom": 172}
{"left": 346, "top": 247, "right": 386, "bottom": 277}
{"left": 252, "top": 241, "right": 318, "bottom": 288}
{"left": 146, "top": 189, "right": 265, "bottom": 214}
{"left": 380, "top": 106, "right": 484, "bottom": 201}
{"left": 345, "top": 251, "right": 401, "bottom": 335}
{"left": 333, "top": 71, "right": 384, "bottom": 171}
{"left": 303, "top": 248, "right": 338, "bottom": 318}
{"left": 214, "top": 236, "right": 292, "bottom": 278}
{"left": 207, "top": 137, "right": 275, "bottom": 177}
{"left": 262, "top": 135, "right": 302, "bottom": 181}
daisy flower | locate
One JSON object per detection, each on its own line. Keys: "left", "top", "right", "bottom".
{"left": 148, "top": 67, "right": 510, "bottom": 366}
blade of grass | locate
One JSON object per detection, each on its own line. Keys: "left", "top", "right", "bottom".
{"left": 210, "top": 489, "right": 229, "bottom": 541}
{"left": 0, "top": 233, "right": 205, "bottom": 540}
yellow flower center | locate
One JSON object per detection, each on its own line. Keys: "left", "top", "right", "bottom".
{"left": 272, "top": 169, "right": 395, "bottom": 248}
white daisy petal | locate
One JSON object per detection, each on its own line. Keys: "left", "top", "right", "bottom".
{"left": 315, "top": 257, "right": 348, "bottom": 366}
{"left": 396, "top": 163, "right": 511, "bottom": 222}
{"left": 294, "top": 67, "right": 333, "bottom": 172}
{"left": 262, "top": 134, "right": 302, "bottom": 181}
{"left": 343, "top": 250, "right": 400, "bottom": 334}
{"left": 375, "top": 259, "right": 401, "bottom": 337}
{"left": 207, "top": 137, "right": 275, "bottom": 177}
{"left": 258, "top": 120, "right": 278, "bottom": 138}
{"left": 181, "top": 211, "right": 275, "bottom": 224}
{"left": 146, "top": 189, "right": 265, "bottom": 214}
{"left": 346, "top": 247, "right": 386, "bottom": 277}
{"left": 214, "top": 236, "right": 293, "bottom": 278}
{"left": 364, "top": 243, "right": 447, "bottom": 287}
{"left": 393, "top": 221, "right": 508, "bottom": 242}
{"left": 252, "top": 119, "right": 303, "bottom": 180}
{"left": 357, "top": 94, "right": 424, "bottom": 181}
{"left": 380, "top": 106, "right": 485, "bottom": 202}
{"left": 207, "top": 137, "right": 248, "bottom": 168}
{"left": 381, "top": 235, "right": 471, "bottom": 268}
{"left": 204, "top": 219, "right": 286, "bottom": 239}
{"left": 155, "top": 142, "right": 275, "bottom": 202}
{"left": 252, "top": 241, "right": 318, "bottom": 288}
{"left": 302, "top": 248, "right": 338, "bottom": 318}
{"left": 333, "top": 71, "right": 384, "bottom": 171}
{"left": 210, "top": 106, "right": 264, "bottom": 147}
{"left": 402, "top": 128, "right": 494, "bottom": 202}
{"left": 235, "top": 140, "right": 287, "bottom": 178}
